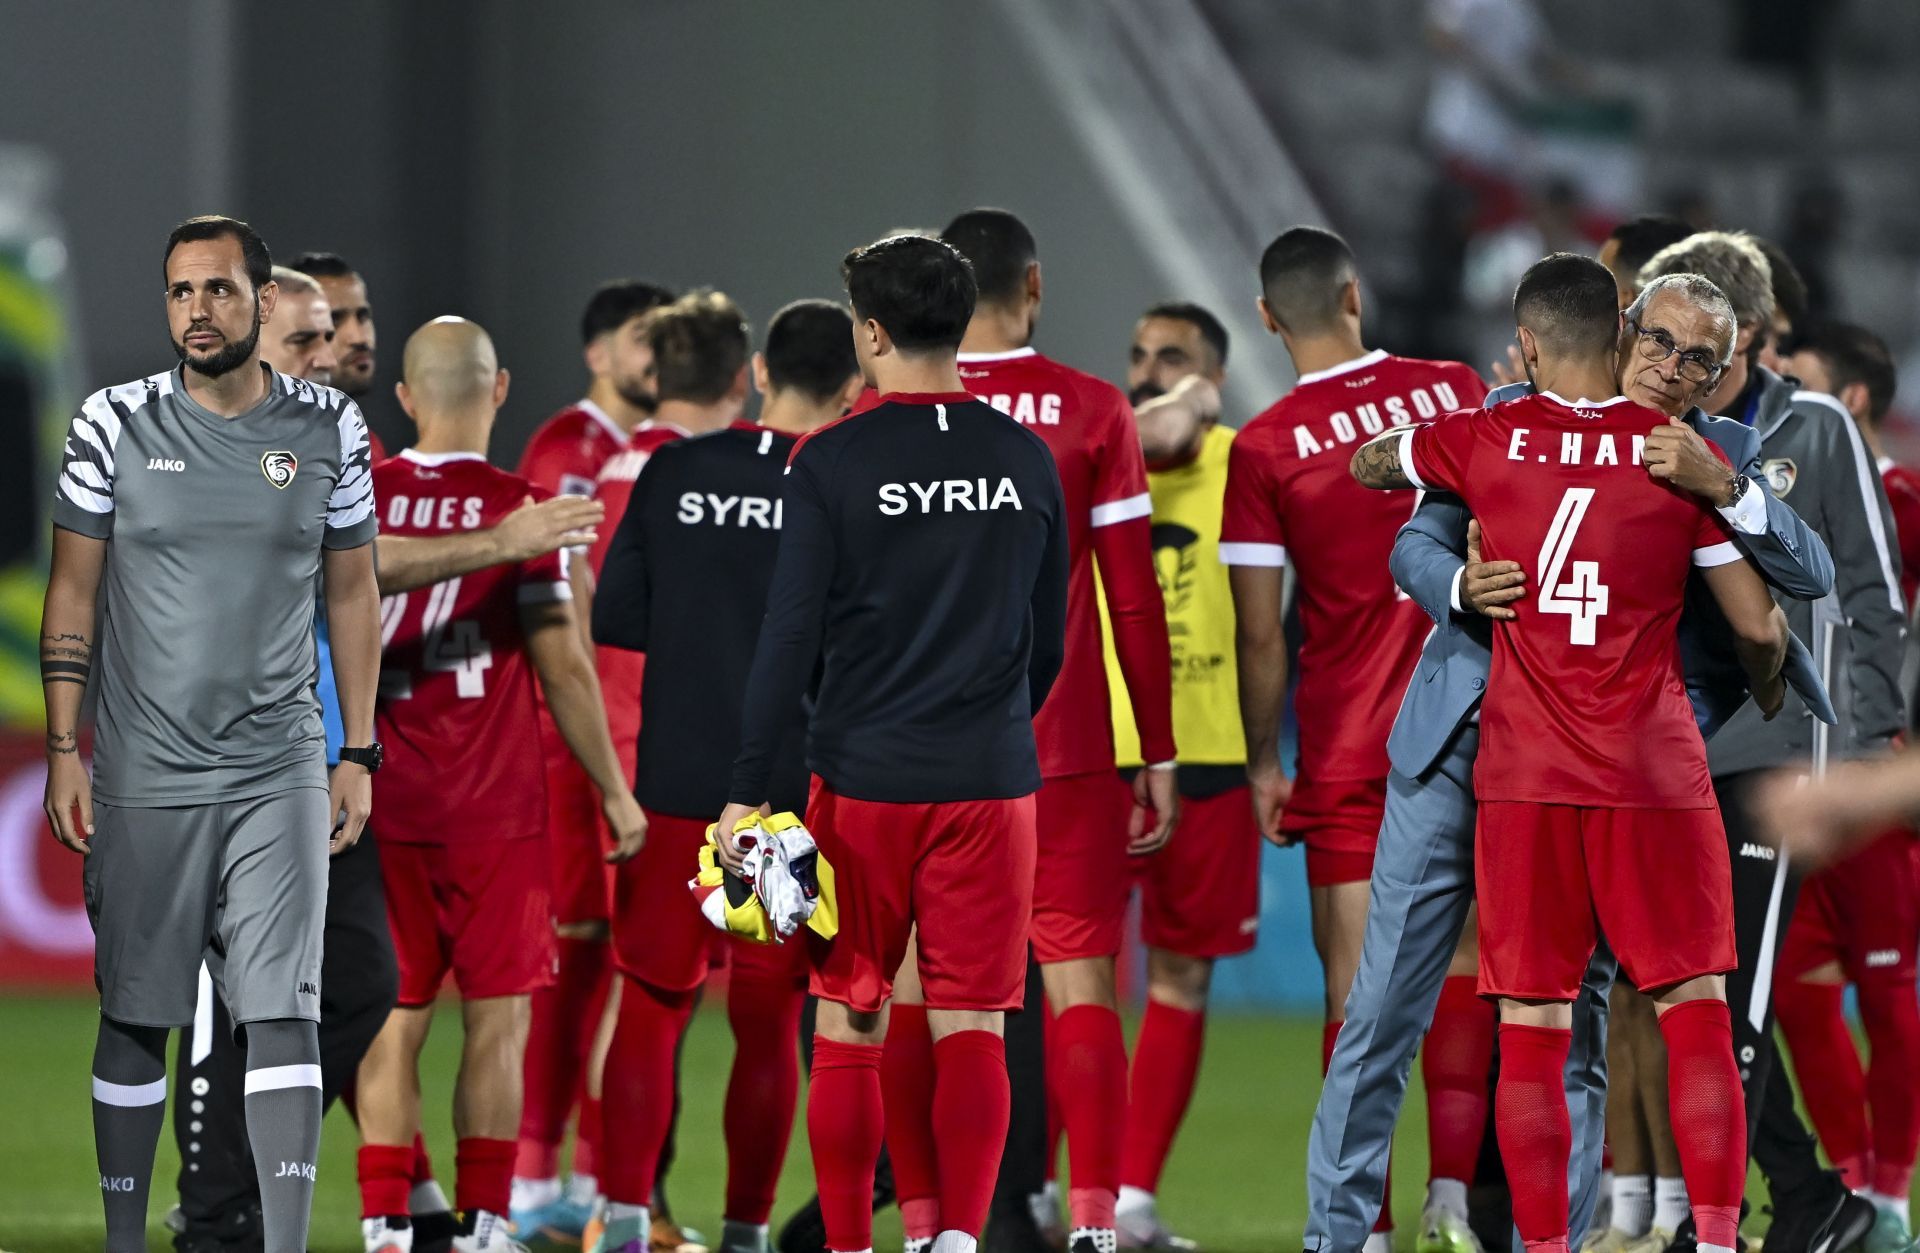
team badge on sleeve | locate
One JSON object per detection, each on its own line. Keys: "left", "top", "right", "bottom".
{"left": 261, "top": 451, "right": 299, "bottom": 489}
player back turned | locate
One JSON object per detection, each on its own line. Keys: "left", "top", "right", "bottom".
{"left": 1352, "top": 253, "right": 1790, "bottom": 1253}
{"left": 720, "top": 235, "right": 1068, "bottom": 1253}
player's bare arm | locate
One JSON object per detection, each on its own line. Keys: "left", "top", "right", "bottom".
{"left": 1700, "top": 555, "right": 1790, "bottom": 719}
{"left": 1463, "top": 518, "right": 1527, "bottom": 620}
{"left": 323, "top": 541, "right": 381, "bottom": 853}
{"left": 1757, "top": 754, "right": 1920, "bottom": 868}
{"left": 374, "top": 493, "right": 603, "bottom": 595}
{"left": 523, "top": 598, "right": 646, "bottom": 861}
{"left": 1350, "top": 428, "right": 1415, "bottom": 490}
{"left": 1133, "top": 375, "right": 1220, "bottom": 464}
{"left": 40, "top": 527, "right": 105, "bottom": 855}
{"left": 1643, "top": 417, "right": 1742, "bottom": 506}
{"left": 1228, "top": 563, "right": 1293, "bottom": 845}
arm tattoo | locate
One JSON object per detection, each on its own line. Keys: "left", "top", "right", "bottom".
{"left": 1350, "top": 432, "right": 1414, "bottom": 490}
{"left": 46, "top": 729, "right": 78, "bottom": 755}
{"left": 41, "top": 632, "right": 91, "bottom": 686}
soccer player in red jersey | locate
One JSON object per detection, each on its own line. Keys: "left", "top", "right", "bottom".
{"left": 354, "top": 319, "right": 645, "bottom": 1253}
{"left": 1352, "top": 254, "right": 1791, "bottom": 1253}
{"left": 1774, "top": 322, "right": 1920, "bottom": 1232}
{"left": 1219, "top": 227, "right": 1486, "bottom": 1242}
{"left": 510, "top": 279, "right": 674, "bottom": 1234}
{"left": 935, "top": 209, "right": 1178, "bottom": 1253}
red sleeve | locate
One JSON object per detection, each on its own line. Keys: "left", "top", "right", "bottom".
{"left": 1089, "top": 388, "right": 1175, "bottom": 762}
{"left": 1219, "top": 425, "right": 1287, "bottom": 564}
{"left": 1887, "top": 476, "right": 1920, "bottom": 588}
{"left": 517, "top": 426, "right": 585, "bottom": 497}
{"left": 1406, "top": 414, "right": 1475, "bottom": 494}
{"left": 513, "top": 485, "right": 571, "bottom": 597}
{"left": 1090, "top": 384, "right": 1152, "bottom": 522}
{"left": 367, "top": 428, "right": 388, "bottom": 463}
{"left": 1451, "top": 362, "right": 1490, "bottom": 406}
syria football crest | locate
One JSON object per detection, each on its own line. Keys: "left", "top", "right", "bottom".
{"left": 1761, "top": 458, "right": 1797, "bottom": 498}
{"left": 261, "top": 451, "right": 298, "bottom": 489}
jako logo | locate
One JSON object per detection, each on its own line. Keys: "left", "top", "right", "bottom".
{"left": 275, "top": 1161, "right": 317, "bottom": 1181}
{"left": 877, "top": 479, "right": 1023, "bottom": 515}
{"left": 146, "top": 458, "right": 185, "bottom": 472}
{"left": 101, "top": 1175, "right": 136, "bottom": 1192}
{"left": 1738, "top": 842, "right": 1776, "bottom": 861}
{"left": 298, "top": 981, "right": 318, "bottom": 996}
{"left": 1866, "top": 949, "right": 1902, "bottom": 968}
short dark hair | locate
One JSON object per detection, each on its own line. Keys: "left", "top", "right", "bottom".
{"left": 1605, "top": 215, "right": 1694, "bottom": 283}
{"left": 164, "top": 215, "right": 271, "bottom": 291}
{"left": 842, "top": 234, "right": 977, "bottom": 353}
{"left": 1755, "top": 238, "right": 1809, "bottom": 333}
{"left": 764, "top": 299, "right": 858, "bottom": 401}
{"left": 1792, "top": 320, "right": 1897, "bottom": 423}
{"left": 287, "top": 251, "right": 356, "bottom": 280}
{"left": 581, "top": 279, "right": 675, "bottom": 347}
{"left": 1141, "top": 301, "right": 1230, "bottom": 368}
{"left": 646, "top": 290, "right": 750, "bottom": 405}
{"left": 1258, "top": 226, "right": 1356, "bottom": 334}
{"left": 939, "top": 208, "right": 1036, "bottom": 305}
{"left": 1513, "top": 252, "right": 1621, "bottom": 356}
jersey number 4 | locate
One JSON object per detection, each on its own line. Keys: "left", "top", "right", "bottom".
{"left": 1537, "top": 487, "right": 1610, "bottom": 646}
{"left": 378, "top": 577, "right": 496, "bottom": 698}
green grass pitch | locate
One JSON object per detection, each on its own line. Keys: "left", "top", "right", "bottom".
{"left": 0, "top": 993, "right": 1860, "bottom": 1252}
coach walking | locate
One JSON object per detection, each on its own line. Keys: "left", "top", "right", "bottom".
{"left": 41, "top": 215, "right": 383, "bottom": 1253}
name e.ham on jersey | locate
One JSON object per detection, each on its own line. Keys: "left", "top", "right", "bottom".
{"left": 1507, "top": 426, "right": 1653, "bottom": 468}
{"left": 1291, "top": 379, "right": 1467, "bottom": 458}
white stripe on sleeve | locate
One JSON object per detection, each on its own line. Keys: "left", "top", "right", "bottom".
{"left": 243, "top": 1064, "right": 322, "bottom": 1095}
{"left": 1691, "top": 541, "right": 1743, "bottom": 568}
{"left": 1218, "top": 541, "right": 1287, "bottom": 568}
{"left": 1397, "top": 427, "right": 1429, "bottom": 490}
{"left": 92, "top": 1076, "right": 167, "bottom": 1107}
{"left": 1090, "top": 492, "right": 1152, "bottom": 528}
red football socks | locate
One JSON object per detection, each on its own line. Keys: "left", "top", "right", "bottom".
{"left": 810, "top": 1037, "right": 886, "bottom": 1253}
{"left": 1424, "top": 976, "right": 1496, "bottom": 1185}
{"left": 724, "top": 977, "right": 805, "bottom": 1224}
{"left": 934, "top": 1029, "right": 1011, "bottom": 1240}
{"left": 1049, "top": 1004, "right": 1126, "bottom": 1231}
{"left": 359, "top": 1143, "right": 414, "bottom": 1218}
{"left": 454, "top": 1137, "right": 517, "bottom": 1217}
{"left": 574, "top": 1093, "right": 603, "bottom": 1181}
{"left": 602, "top": 976, "right": 696, "bottom": 1207}
{"left": 1495, "top": 1022, "right": 1573, "bottom": 1251}
{"left": 515, "top": 935, "right": 612, "bottom": 1178}
{"left": 1325, "top": 1018, "right": 1393, "bottom": 1232}
{"left": 1120, "top": 1001, "right": 1206, "bottom": 1194}
{"left": 411, "top": 1133, "right": 437, "bottom": 1189}
{"left": 882, "top": 1004, "right": 940, "bottom": 1240}
{"left": 1657, "top": 999, "right": 1746, "bottom": 1251}
{"left": 1775, "top": 979, "right": 1870, "bottom": 1187}
{"left": 1859, "top": 978, "right": 1920, "bottom": 1198}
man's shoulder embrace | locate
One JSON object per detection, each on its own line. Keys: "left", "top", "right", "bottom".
{"left": 1686, "top": 408, "right": 1759, "bottom": 463}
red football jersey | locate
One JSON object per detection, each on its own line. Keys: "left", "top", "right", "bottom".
{"left": 1880, "top": 458, "right": 1920, "bottom": 611}
{"left": 586, "top": 421, "right": 689, "bottom": 769}
{"left": 1405, "top": 392, "right": 1740, "bottom": 808}
{"left": 372, "top": 450, "right": 571, "bottom": 843}
{"left": 1219, "top": 350, "right": 1486, "bottom": 785}
{"left": 518, "top": 399, "right": 633, "bottom": 499}
{"left": 956, "top": 348, "right": 1176, "bottom": 775}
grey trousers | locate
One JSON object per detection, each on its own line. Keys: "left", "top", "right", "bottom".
{"left": 1302, "top": 722, "right": 1615, "bottom": 1253}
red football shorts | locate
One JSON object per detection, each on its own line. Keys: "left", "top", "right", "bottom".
{"left": 1282, "top": 775, "right": 1387, "bottom": 886}
{"left": 541, "top": 713, "right": 612, "bottom": 926}
{"left": 381, "top": 836, "right": 556, "bottom": 1006}
{"left": 1031, "top": 772, "right": 1136, "bottom": 963}
{"left": 1779, "top": 827, "right": 1920, "bottom": 985}
{"left": 611, "top": 811, "right": 731, "bottom": 992}
{"left": 1134, "top": 784, "right": 1261, "bottom": 957}
{"left": 1476, "top": 801, "right": 1735, "bottom": 1001}
{"left": 807, "top": 778, "right": 1037, "bottom": 1013}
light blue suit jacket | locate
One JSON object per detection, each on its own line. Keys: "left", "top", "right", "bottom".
{"left": 1386, "top": 388, "right": 1837, "bottom": 780}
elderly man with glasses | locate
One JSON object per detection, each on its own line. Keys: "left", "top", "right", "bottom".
{"left": 1304, "top": 267, "right": 1838, "bottom": 1253}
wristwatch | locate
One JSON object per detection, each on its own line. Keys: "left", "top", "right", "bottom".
{"left": 1723, "top": 472, "right": 1751, "bottom": 508}
{"left": 339, "top": 743, "right": 384, "bottom": 773}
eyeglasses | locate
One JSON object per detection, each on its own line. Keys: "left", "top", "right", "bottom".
{"left": 1628, "top": 318, "right": 1726, "bottom": 385}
